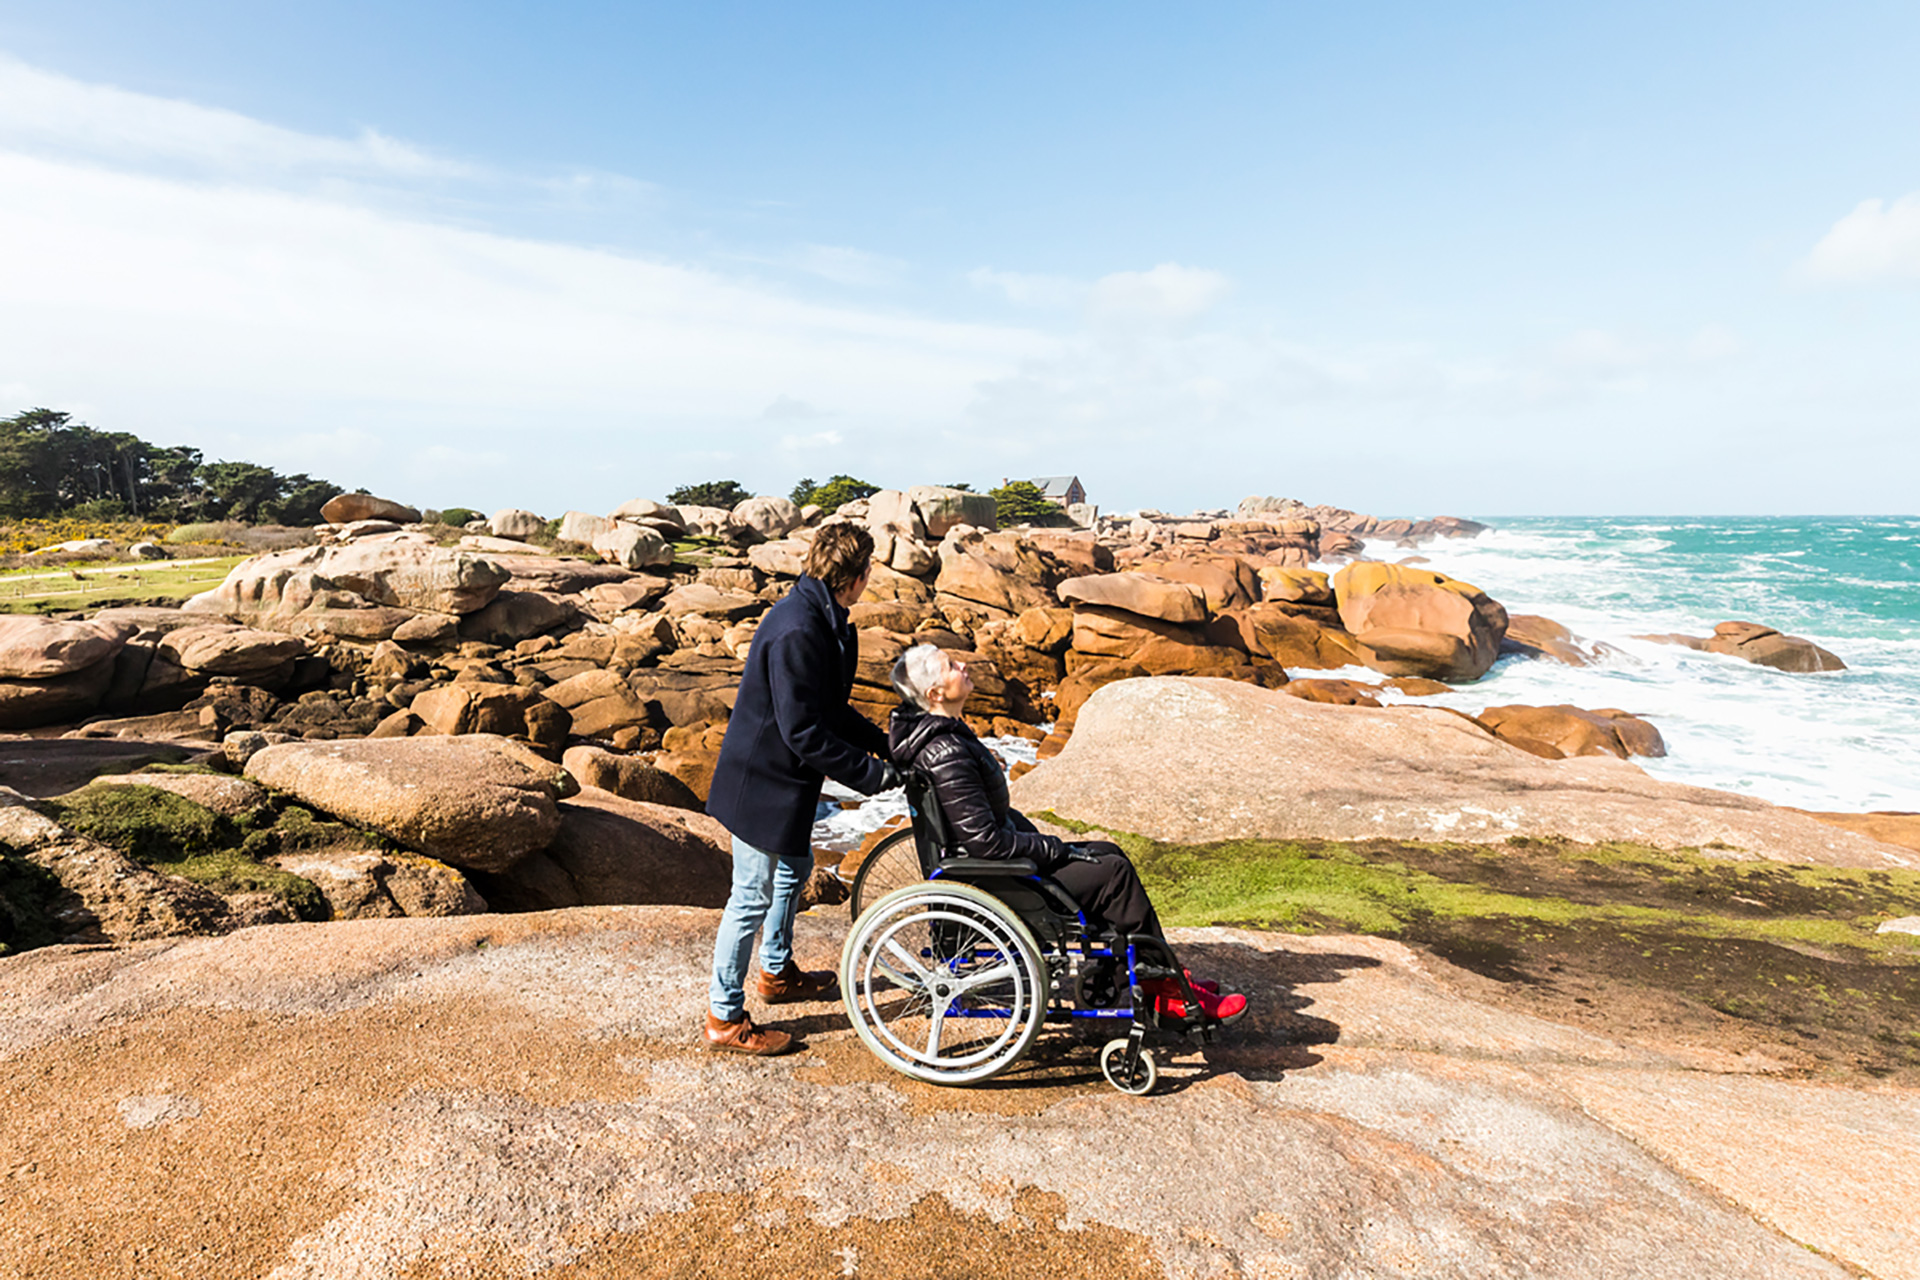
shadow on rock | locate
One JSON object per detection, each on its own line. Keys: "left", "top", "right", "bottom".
{"left": 1177, "top": 941, "right": 1379, "bottom": 1085}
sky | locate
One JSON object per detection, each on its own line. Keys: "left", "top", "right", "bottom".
{"left": 1, "top": 2, "right": 1917, "bottom": 518}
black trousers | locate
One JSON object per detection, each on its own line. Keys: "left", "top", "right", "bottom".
{"left": 1047, "top": 841, "right": 1164, "bottom": 941}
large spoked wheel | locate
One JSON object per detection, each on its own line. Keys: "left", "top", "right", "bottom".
{"left": 841, "top": 881, "right": 1049, "bottom": 1086}
{"left": 1099, "top": 1038, "right": 1159, "bottom": 1096}
{"left": 848, "top": 827, "right": 925, "bottom": 917}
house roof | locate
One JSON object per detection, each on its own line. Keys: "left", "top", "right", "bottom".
{"left": 1030, "top": 475, "right": 1081, "bottom": 497}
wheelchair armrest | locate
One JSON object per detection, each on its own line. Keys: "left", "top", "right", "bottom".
{"left": 933, "top": 857, "right": 1043, "bottom": 877}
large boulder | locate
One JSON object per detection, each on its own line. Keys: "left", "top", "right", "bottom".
{"left": 474, "top": 787, "right": 732, "bottom": 911}
{"left": 1010, "top": 678, "right": 1915, "bottom": 868}
{"left": 935, "top": 551, "right": 1054, "bottom": 617}
{"left": 1476, "top": 704, "right": 1667, "bottom": 760}
{"left": 1238, "top": 603, "right": 1365, "bottom": 670}
{"left": 1135, "top": 557, "right": 1258, "bottom": 613}
{"left": 1057, "top": 573, "right": 1207, "bottom": 625}
{"left": 410, "top": 683, "right": 571, "bottom": 752}
{"left": 1704, "top": 622, "right": 1845, "bottom": 674}
{"left": 187, "top": 541, "right": 510, "bottom": 632}
{"left": 660, "top": 583, "right": 761, "bottom": 622}
{"left": 608, "top": 499, "right": 685, "bottom": 532}
{"left": 0, "top": 617, "right": 134, "bottom": 679}
{"left": 156, "top": 624, "right": 305, "bottom": 680}
{"left": 864, "top": 490, "right": 927, "bottom": 539}
{"left": 592, "top": 521, "right": 673, "bottom": 570}
{"left": 0, "top": 660, "right": 119, "bottom": 731}
{"left": 1333, "top": 562, "right": 1509, "bottom": 682}
{"left": 746, "top": 539, "right": 809, "bottom": 578}
{"left": 266, "top": 848, "right": 486, "bottom": 920}
{"left": 561, "top": 745, "right": 702, "bottom": 811}
{"left": 489, "top": 508, "right": 546, "bottom": 540}
{"left": 457, "top": 590, "right": 581, "bottom": 646}
{"left": 731, "top": 496, "right": 803, "bottom": 541}
{"left": 1502, "top": 615, "right": 1617, "bottom": 667}
{"left": 542, "top": 670, "right": 651, "bottom": 738}
{"left": 908, "top": 485, "right": 996, "bottom": 537}
{"left": 320, "top": 493, "right": 420, "bottom": 524}
{"left": 243, "top": 736, "right": 573, "bottom": 874}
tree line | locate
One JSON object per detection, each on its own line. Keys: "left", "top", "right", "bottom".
{"left": 0, "top": 409, "right": 340, "bottom": 525}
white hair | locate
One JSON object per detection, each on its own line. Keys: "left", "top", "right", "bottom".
{"left": 889, "top": 642, "right": 950, "bottom": 713}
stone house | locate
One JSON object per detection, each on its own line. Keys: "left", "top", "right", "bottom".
{"left": 1030, "top": 475, "right": 1087, "bottom": 507}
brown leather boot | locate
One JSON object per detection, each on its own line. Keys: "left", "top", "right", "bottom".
{"left": 756, "top": 962, "right": 839, "bottom": 1004}
{"left": 703, "top": 1011, "right": 795, "bottom": 1056}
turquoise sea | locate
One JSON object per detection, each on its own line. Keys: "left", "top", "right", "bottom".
{"left": 1401, "top": 516, "right": 1920, "bottom": 813}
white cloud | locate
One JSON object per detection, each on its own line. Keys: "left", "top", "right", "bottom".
{"left": 1086, "top": 263, "right": 1232, "bottom": 325}
{"left": 0, "top": 54, "right": 475, "bottom": 180}
{"left": 0, "top": 147, "right": 1054, "bottom": 510}
{"left": 1803, "top": 193, "right": 1920, "bottom": 284}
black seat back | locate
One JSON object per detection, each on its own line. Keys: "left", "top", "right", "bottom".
{"left": 902, "top": 768, "right": 954, "bottom": 878}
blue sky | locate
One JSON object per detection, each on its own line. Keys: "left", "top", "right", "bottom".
{"left": 1, "top": 2, "right": 1917, "bottom": 516}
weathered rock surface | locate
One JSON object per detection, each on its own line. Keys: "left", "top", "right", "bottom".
{"left": 0, "top": 617, "right": 133, "bottom": 679}
{"left": 473, "top": 787, "right": 731, "bottom": 911}
{"left": 266, "top": 848, "right": 485, "bottom": 919}
{"left": 89, "top": 770, "right": 268, "bottom": 817}
{"left": 1702, "top": 621, "right": 1846, "bottom": 673}
{"left": 409, "top": 683, "right": 571, "bottom": 751}
{"left": 0, "top": 659, "right": 119, "bottom": 730}
{"left": 157, "top": 624, "right": 306, "bottom": 679}
{"left": 732, "top": 495, "right": 802, "bottom": 541}
{"left": 319, "top": 493, "right": 420, "bottom": 524}
{"left": 0, "top": 787, "right": 232, "bottom": 944}
{"left": 561, "top": 745, "right": 702, "bottom": 811}
{"left": 187, "top": 540, "right": 510, "bottom": 636}
{"left": 592, "top": 520, "right": 672, "bottom": 570}
{"left": 488, "top": 508, "right": 546, "bottom": 541}
{"left": 1057, "top": 572, "right": 1206, "bottom": 624}
{"left": 0, "top": 908, "right": 1904, "bottom": 1279}
{"left": 1334, "top": 562, "right": 1508, "bottom": 682}
{"left": 243, "top": 736, "right": 572, "bottom": 873}
{"left": 1011, "top": 678, "right": 1916, "bottom": 868}
{"left": 1476, "top": 704, "right": 1667, "bottom": 760}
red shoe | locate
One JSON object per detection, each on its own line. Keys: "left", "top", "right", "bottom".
{"left": 1148, "top": 980, "right": 1248, "bottom": 1026}
{"left": 1184, "top": 970, "right": 1221, "bottom": 995}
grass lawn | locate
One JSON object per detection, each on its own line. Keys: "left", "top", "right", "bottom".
{"left": 1036, "top": 812, "right": 1920, "bottom": 1082}
{"left": 0, "top": 556, "right": 246, "bottom": 614}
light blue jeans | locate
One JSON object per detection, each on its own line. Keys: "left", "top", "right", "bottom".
{"left": 708, "top": 834, "right": 813, "bottom": 1022}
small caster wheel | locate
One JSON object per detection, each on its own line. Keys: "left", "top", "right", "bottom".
{"left": 1099, "top": 1038, "right": 1159, "bottom": 1096}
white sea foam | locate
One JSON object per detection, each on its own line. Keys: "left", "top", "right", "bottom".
{"left": 1411, "top": 517, "right": 1920, "bottom": 812}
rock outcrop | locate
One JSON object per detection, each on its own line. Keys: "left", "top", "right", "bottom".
{"left": 319, "top": 493, "right": 420, "bottom": 524}
{"left": 1642, "top": 621, "right": 1846, "bottom": 674}
{"left": 0, "top": 907, "right": 1903, "bottom": 1280}
{"left": 243, "top": 735, "right": 574, "bottom": 874}
{"left": 1011, "top": 677, "right": 1914, "bottom": 868}
{"left": 1333, "top": 562, "right": 1509, "bottom": 682}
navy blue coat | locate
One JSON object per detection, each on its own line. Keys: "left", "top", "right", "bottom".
{"left": 706, "top": 574, "right": 891, "bottom": 857}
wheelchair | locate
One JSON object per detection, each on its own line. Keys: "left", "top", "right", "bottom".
{"left": 838, "top": 771, "right": 1225, "bottom": 1096}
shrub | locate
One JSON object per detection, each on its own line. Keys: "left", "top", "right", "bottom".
{"left": 165, "top": 521, "right": 244, "bottom": 546}
{"left": 438, "top": 507, "right": 482, "bottom": 527}
{"left": 806, "top": 475, "right": 879, "bottom": 514}
{"left": 989, "top": 480, "right": 1064, "bottom": 528}
{"left": 668, "top": 480, "right": 752, "bottom": 509}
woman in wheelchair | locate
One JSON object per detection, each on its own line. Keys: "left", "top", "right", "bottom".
{"left": 887, "top": 642, "right": 1246, "bottom": 1025}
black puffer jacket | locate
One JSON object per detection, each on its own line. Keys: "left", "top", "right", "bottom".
{"left": 888, "top": 704, "right": 1067, "bottom": 868}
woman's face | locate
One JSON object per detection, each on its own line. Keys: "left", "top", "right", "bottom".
{"left": 930, "top": 648, "right": 974, "bottom": 710}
